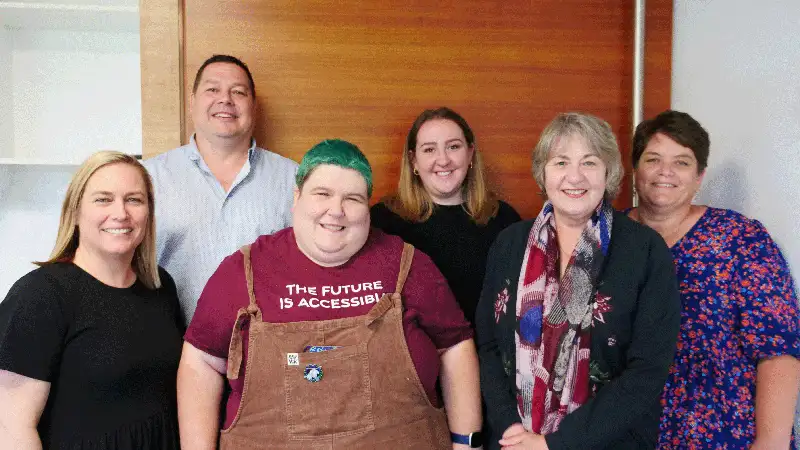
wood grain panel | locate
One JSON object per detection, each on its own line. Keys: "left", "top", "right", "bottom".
{"left": 176, "top": 0, "right": 671, "bottom": 217}
{"left": 140, "top": 0, "right": 184, "bottom": 158}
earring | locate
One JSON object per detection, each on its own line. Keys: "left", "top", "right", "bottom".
{"left": 469, "top": 161, "right": 473, "bottom": 169}
{"left": 413, "top": 168, "right": 419, "bottom": 176}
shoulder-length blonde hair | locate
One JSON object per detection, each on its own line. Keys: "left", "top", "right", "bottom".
{"left": 36, "top": 151, "right": 161, "bottom": 289}
{"left": 383, "top": 107, "right": 499, "bottom": 225}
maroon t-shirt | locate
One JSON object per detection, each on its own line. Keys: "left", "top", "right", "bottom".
{"left": 185, "top": 227, "right": 473, "bottom": 428}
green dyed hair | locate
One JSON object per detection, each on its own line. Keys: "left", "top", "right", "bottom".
{"left": 296, "top": 139, "right": 373, "bottom": 197}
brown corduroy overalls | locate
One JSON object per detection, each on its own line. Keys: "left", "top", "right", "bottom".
{"left": 220, "top": 243, "right": 451, "bottom": 449}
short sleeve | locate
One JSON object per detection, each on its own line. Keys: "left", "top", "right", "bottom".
{"left": 158, "top": 268, "right": 186, "bottom": 333}
{"left": 735, "top": 221, "right": 800, "bottom": 362}
{"left": 184, "top": 251, "right": 249, "bottom": 358}
{"left": 0, "top": 271, "right": 67, "bottom": 381}
{"left": 402, "top": 249, "right": 474, "bottom": 349}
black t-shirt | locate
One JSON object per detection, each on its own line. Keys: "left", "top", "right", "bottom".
{"left": 371, "top": 201, "right": 521, "bottom": 325}
{"left": 0, "top": 263, "right": 183, "bottom": 450}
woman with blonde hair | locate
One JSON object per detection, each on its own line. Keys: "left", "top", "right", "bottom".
{"left": 372, "top": 107, "right": 520, "bottom": 325}
{"left": 0, "top": 151, "right": 182, "bottom": 449}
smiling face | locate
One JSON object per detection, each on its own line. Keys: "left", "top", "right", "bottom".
{"left": 634, "top": 133, "right": 704, "bottom": 212}
{"left": 544, "top": 134, "right": 607, "bottom": 226}
{"left": 292, "top": 164, "right": 371, "bottom": 267}
{"left": 76, "top": 163, "right": 149, "bottom": 262}
{"left": 411, "top": 119, "right": 474, "bottom": 205}
{"left": 190, "top": 62, "right": 256, "bottom": 142}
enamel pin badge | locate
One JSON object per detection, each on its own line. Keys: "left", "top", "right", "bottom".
{"left": 303, "top": 364, "right": 323, "bottom": 383}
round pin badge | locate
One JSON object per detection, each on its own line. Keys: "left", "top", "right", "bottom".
{"left": 303, "top": 364, "right": 323, "bottom": 383}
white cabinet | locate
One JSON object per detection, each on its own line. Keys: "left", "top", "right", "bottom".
{"left": 0, "top": 0, "right": 141, "bottom": 165}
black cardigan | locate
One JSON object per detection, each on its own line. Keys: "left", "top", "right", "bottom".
{"left": 475, "top": 211, "right": 681, "bottom": 450}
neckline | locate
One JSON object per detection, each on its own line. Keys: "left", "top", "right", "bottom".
{"left": 186, "top": 134, "right": 257, "bottom": 162}
{"left": 65, "top": 262, "right": 140, "bottom": 291}
{"left": 626, "top": 206, "right": 712, "bottom": 250}
{"left": 433, "top": 202, "right": 468, "bottom": 214}
{"left": 669, "top": 206, "right": 712, "bottom": 250}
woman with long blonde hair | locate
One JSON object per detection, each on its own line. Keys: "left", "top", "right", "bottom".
{"left": 371, "top": 107, "right": 521, "bottom": 325}
{"left": 0, "top": 151, "right": 182, "bottom": 450}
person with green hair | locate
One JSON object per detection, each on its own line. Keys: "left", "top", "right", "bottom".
{"left": 294, "top": 138, "right": 375, "bottom": 197}
{"left": 178, "top": 139, "right": 484, "bottom": 449}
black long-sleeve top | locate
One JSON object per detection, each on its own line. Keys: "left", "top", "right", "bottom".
{"left": 475, "top": 210, "right": 681, "bottom": 450}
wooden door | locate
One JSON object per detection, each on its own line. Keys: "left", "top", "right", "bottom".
{"left": 142, "top": 0, "right": 672, "bottom": 216}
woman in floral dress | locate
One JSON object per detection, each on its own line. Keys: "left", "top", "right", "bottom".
{"left": 628, "top": 110, "right": 800, "bottom": 449}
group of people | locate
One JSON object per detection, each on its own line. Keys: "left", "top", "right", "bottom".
{"left": 0, "top": 53, "right": 797, "bottom": 450}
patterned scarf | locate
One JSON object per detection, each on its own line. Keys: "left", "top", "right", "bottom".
{"left": 515, "top": 199, "right": 612, "bottom": 434}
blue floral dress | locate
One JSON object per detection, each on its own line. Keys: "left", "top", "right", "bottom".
{"left": 657, "top": 207, "right": 800, "bottom": 449}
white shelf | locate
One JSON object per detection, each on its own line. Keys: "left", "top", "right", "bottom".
{"left": 0, "top": 1, "right": 138, "bottom": 32}
{"left": 0, "top": 0, "right": 142, "bottom": 165}
{"left": 0, "top": 155, "right": 142, "bottom": 166}
{"left": 0, "top": 1, "right": 136, "bottom": 11}
{"left": 0, "top": 157, "right": 83, "bottom": 165}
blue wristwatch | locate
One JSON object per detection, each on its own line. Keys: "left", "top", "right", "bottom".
{"left": 451, "top": 431, "right": 483, "bottom": 448}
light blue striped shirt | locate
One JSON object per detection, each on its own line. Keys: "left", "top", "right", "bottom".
{"left": 143, "top": 136, "right": 298, "bottom": 322}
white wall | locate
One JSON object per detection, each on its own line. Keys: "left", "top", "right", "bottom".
{"left": 672, "top": 0, "right": 800, "bottom": 441}
{"left": 0, "top": 20, "right": 140, "bottom": 298}
{"left": 0, "top": 166, "right": 74, "bottom": 297}
{"left": 8, "top": 29, "right": 142, "bottom": 161}
{"left": 672, "top": 0, "right": 800, "bottom": 280}
{"left": 0, "top": 28, "right": 12, "bottom": 156}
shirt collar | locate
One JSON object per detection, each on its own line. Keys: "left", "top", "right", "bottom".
{"left": 186, "top": 134, "right": 257, "bottom": 162}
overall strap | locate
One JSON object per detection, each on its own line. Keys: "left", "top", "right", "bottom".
{"left": 241, "top": 244, "right": 259, "bottom": 308}
{"left": 394, "top": 243, "right": 415, "bottom": 294}
{"left": 227, "top": 245, "right": 263, "bottom": 380}
{"left": 366, "top": 243, "right": 415, "bottom": 325}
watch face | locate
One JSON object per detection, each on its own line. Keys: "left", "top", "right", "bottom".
{"left": 470, "top": 431, "right": 484, "bottom": 447}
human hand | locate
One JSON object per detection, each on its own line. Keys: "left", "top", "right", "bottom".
{"left": 498, "top": 423, "right": 549, "bottom": 450}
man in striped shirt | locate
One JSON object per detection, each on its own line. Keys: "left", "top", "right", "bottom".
{"left": 144, "top": 54, "right": 298, "bottom": 324}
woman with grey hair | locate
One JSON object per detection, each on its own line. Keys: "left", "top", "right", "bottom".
{"left": 476, "top": 112, "right": 681, "bottom": 449}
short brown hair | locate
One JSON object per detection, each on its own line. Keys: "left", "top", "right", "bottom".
{"left": 192, "top": 54, "right": 255, "bottom": 97}
{"left": 37, "top": 151, "right": 161, "bottom": 289}
{"left": 632, "top": 110, "right": 709, "bottom": 173}
{"left": 383, "top": 107, "right": 499, "bottom": 225}
{"left": 532, "top": 112, "right": 623, "bottom": 200}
